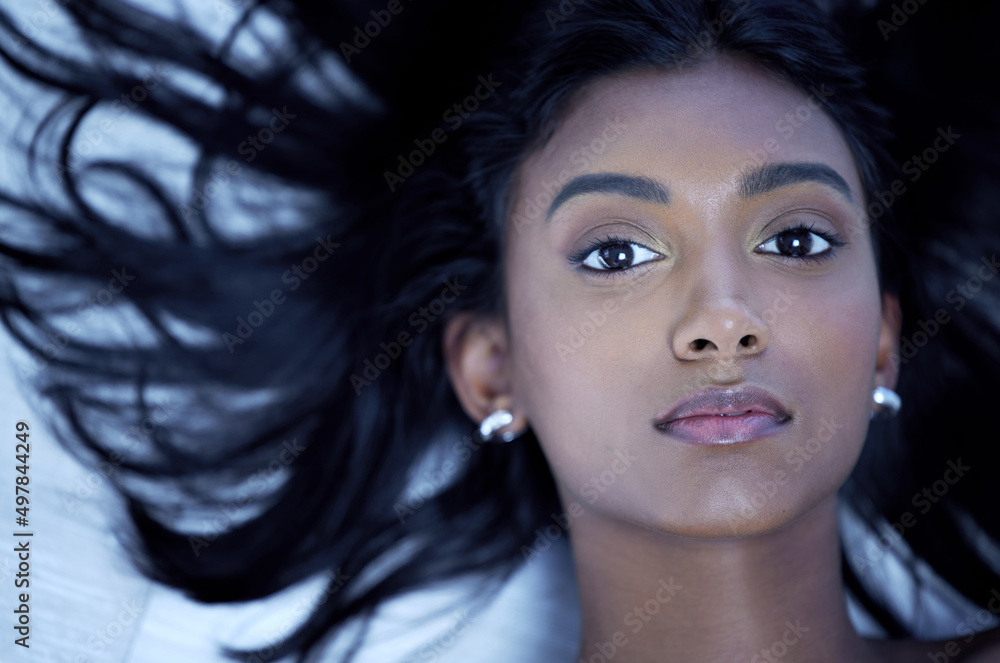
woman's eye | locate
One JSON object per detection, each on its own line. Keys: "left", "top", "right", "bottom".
{"left": 581, "top": 241, "right": 662, "bottom": 271}
{"left": 756, "top": 226, "right": 836, "bottom": 259}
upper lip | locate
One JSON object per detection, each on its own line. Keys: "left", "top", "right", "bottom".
{"left": 654, "top": 386, "right": 791, "bottom": 426}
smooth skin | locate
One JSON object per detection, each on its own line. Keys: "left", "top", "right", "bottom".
{"left": 444, "top": 56, "right": 1000, "bottom": 662}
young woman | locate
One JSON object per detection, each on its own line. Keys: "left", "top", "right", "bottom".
{"left": 1, "top": 0, "right": 998, "bottom": 661}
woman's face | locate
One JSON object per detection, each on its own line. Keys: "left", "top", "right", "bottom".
{"left": 500, "top": 56, "right": 897, "bottom": 537}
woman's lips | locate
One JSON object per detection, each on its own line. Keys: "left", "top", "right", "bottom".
{"left": 652, "top": 387, "right": 793, "bottom": 446}
{"left": 655, "top": 411, "right": 790, "bottom": 445}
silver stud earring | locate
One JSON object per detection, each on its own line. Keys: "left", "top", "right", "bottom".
{"left": 478, "top": 409, "right": 525, "bottom": 443}
{"left": 870, "top": 386, "right": 901, "bottom": 419}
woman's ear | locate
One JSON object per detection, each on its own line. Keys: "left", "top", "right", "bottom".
{"left": 875, "top": 291, "right": 902, "bottom": 391}
{"left": 442, "top": 313, "right": 527, "bottom": 436}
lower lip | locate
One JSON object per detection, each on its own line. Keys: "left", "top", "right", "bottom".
{"left": 655, "top": 413, "right": 790, "bottom": 446}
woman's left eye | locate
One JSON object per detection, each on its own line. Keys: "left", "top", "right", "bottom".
{"left": 574, "top": 239, "right": 663, "bottom": 271}
{"left": 755, "top": 224, "right": 845, "bottom": 261}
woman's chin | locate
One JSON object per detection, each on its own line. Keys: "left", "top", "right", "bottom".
{"left": 602, "top": 489, "right": 840, "bottom": 542}
{"left": 634, "top": 510, "right": 807, "bottom": 540}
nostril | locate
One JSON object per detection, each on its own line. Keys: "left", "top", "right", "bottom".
{"left": 691, "top": 339, "right": 710, "bottom": 351}
{"left": 740, "top": 335, "right": 755, "bottom": 347}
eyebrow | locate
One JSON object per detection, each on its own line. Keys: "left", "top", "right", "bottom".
{"left": 545, "top": 162, "right": 852, "bottom": 221}
{"left": 546, "top": 173, "right": 670, "bottom": 221}
{"left": 739, "top": 162, "right": 852, "bottom": 202}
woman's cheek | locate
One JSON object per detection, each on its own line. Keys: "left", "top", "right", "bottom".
{"left": 781, "top": 286, "right": 880, "bottom": 481}
{"left": 516, "top": 317, "right": 658, "bottom": 508}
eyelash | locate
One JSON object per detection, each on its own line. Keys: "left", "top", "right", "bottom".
{"left": 758, "top": 221, "right": 847, "bottom": 264}
{"left": 567, "top": 234, "right": 654, "bottom": 279}
{"left": 567, "top": 222, "right": 848, "bottom": 278}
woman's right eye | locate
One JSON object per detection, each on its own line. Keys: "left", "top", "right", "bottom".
{"left": 572, "top": 238, "right": 664, "bottom": 272}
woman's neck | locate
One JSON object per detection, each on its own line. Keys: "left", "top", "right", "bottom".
{"left": 569, "top": 493, "right": 884, "bottom": 663}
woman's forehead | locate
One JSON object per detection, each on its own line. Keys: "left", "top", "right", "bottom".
{"left": 516, "top": 57, "right": 862, "bottom": 208}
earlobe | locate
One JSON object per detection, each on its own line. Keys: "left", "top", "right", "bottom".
{"left": 442, "top": 313, "right": 527, "bottom": 434}
{"left": 874, "top": 291, "right": 902, "bottom": 391}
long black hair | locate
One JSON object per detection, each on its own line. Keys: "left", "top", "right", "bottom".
{"left": 0, "top": 0, "right": 997, "bottom": 660}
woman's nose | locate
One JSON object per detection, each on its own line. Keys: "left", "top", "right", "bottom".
{"left": 671, "top": 296, "right": 770, "bottom": 362}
